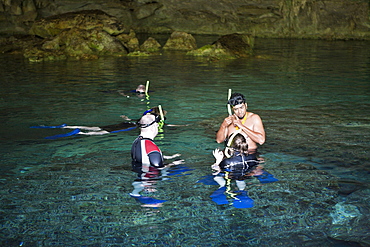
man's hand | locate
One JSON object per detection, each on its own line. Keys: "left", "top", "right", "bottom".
{"left": 170, "top": 159, "right": 185, "bottom": 166}
{"left": 163, "top": 153, "right": 181, "bottom": 159}
{"left": 232, "top": 114, "right": 244, "bottom": 129}
{"left": 222, "top": 115, "right": 234, "bottom": 128}
{"left": 211, "top": 163, "right": 221, "bottom": 175}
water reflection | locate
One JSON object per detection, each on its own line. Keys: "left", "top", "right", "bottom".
{"left": 130, "top": 164, "right": 194, "bottom": 208}
{"left": 198, "top": 161, "right": 278, "bottom": 209}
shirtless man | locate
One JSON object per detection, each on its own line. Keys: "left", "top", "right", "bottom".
{"left": 216, "top": 93, "right": 265, "bottom": 151}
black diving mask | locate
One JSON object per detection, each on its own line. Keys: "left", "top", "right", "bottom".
{"left": 228, "top": 95, "right": 246, "bottom": 106}
{"left": 137, "top": 114, "right": 162, "bottom": 128}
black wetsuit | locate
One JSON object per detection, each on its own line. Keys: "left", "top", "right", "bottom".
{"left": 219, "top": 152, "right": 259, "bottom": 180}
{"left": 101, "top": 122, "right": 136, "bottom": 132}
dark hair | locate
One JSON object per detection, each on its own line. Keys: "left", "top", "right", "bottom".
{"left": 228, "top": 93, "right": 246, "bottom": 106}
{"left": 231, "top": 133, "right": 248, "bottom": 154}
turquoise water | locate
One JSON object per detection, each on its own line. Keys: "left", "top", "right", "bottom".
{"left": 1, "top": 37, "right": 369, "bottom": 246}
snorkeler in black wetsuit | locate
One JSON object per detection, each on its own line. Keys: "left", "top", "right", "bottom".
{"left": 217, "top": 150, "right": 259, "bottom": 180}
{"left": 212, "top": 133, "right": 262, "bottom": 190}
{"left": 129, "top": 113, "right": 184, "bottom": 206}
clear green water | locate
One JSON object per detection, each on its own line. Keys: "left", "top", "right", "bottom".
{"left": 0, "top": 37, "right": 369, "bottom": 246}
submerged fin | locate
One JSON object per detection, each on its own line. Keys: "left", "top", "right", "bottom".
{"left": 232, "top": 191, "right": 254, "bottom": 208}
{"left": 210, "top": 187, "right": 229, "bottom": 205}
{"left": 44, "top": 128, "right": 80, "bottom": 139}
{"left": 110, "top": 126, "right": 137, "bottom": 133}
{"left": 255, "top": 171, "right": 279, "bottom": 184}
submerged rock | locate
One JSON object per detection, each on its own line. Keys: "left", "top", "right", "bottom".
{"left": 329, "top": 188, "right": 370, "bottom": 246}
{"left": 187, "top": 44, "right": 236, "bottom": 60}
{"left": 330, "top": 202, "right": 361, "bottom": 225}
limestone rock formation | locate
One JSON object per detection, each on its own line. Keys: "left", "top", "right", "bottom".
{"left": 29, "top": 9, "right": 125, "bottom": 38}
{"left": 23, "top": 26, "right": 128, "bottom": 62}
{"left": 214, "top": 33, "right": 254, "bottom": 57}
{"left": 1, "top": 0, "right": 369, "bottom": 62}
{"left": 140, "top": 37, "right": 161, "bottom": 53}
{"left": 11, "top": 10, "right": 128, "bottom": 62}
{"left": 187, "top": 33, "right": 254, "bottom": 59}
{"left": 163, "top": 31, "right": 197, "bottom": 51}
{"left": 0, "top": 0, "right": 369, "bottom": 40}
{"left": 116, "top": 29, "right": 140, "bottom": 52}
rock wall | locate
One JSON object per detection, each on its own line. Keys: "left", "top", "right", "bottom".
{"left": 1, "top": 0, "right": 369, "bottom": 40}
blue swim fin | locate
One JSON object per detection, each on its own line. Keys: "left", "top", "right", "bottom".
{"left": 110, "top": 126, "right": 137, "bottom": 133}
{"left": 210, "top": 187, "right": 229, "bottom": 205}
{"left": 255, "top": 171, "right": 279, "bottom": 184}
{"left": 233, "top": 191, "right": 254, "bottom": 208}
{"left": 168, "top": 165, "right": 194, "bottom": 176}
{"left": 197, "top": 175, "right": 219, "bottom": 185}
{"left": 44, "top": 128, "right": 80, "bottom": 139}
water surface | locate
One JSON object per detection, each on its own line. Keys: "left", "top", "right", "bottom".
{"left": 1, "top": 37, "right": 369, "bottom": 246}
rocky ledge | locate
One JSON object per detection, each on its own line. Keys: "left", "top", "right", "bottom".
{"left": 0, "top": 10, "right": 256, "bottom": 62}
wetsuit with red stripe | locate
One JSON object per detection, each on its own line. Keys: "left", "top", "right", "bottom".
{"left": 131, "top": 136, "right": 164, "bottom": 179}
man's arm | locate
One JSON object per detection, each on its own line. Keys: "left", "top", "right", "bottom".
{"left": 233, "top": 114, "right": 265, "bottom": 145}
{"left": 216, "top": 116, "right": 233, "bottom": 143}
{"left": 148, "top": 151, "right": 164, "bottom": 168}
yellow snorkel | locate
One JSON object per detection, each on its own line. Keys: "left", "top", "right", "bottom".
{"left": 145, "top": 80, "right": 150, "bottom": 98}
{"left": 144, "top": 80, "right": 150, "bottom": 102}
{"left": 225, "top": 172, "right": 237, "bottom": 200}
{"left": 158, "top": 104, "right": 165, "bottom": 130}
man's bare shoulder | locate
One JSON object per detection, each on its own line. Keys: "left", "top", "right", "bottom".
{"left": 248, "top": 112, "right": 262, "bottom": 121}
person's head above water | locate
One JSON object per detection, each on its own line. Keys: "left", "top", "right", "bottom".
{"left": 228, "top": 93, "right": 246, "bottom": 106}
{"left": 135, "top": 84, "right": 146, "bottom": 93}
{"left": 138, "top": 113, "right": 160, "bottom": 129}
{"left": 228, "top": 93, "right": 248, "bottom": 119}
{"left": 138, "top": 114, "right": 160, "bottom": 139}
{"left": 231, "top": 133, "right": 249, "bottom": 154}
